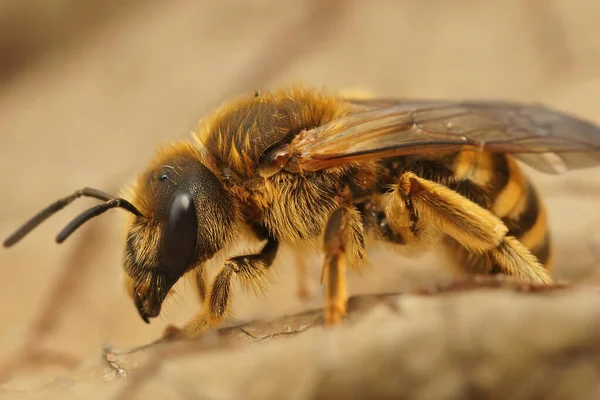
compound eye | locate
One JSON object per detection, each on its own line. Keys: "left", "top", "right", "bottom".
{"left": 160, "top": 190, "right": 197, "bottom": 281}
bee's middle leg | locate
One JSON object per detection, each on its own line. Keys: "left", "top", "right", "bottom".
{"left": 386, "top": 172, "right": 552, "bottom": 284}
{"left": 294, "top": 254, "right": 312, "bottom": 300}
{"left": 183, "top": 237, "right": 279, "bottom": 336}
{"left": 322, "top": 206, "right": 366, "bottom": 325}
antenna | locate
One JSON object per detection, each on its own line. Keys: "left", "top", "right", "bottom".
{"left": 3, "top": 187, "right": 143, "bottom": 247}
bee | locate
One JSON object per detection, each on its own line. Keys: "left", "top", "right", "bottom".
{"left": 4, "top": 86, "right": 600, "bottom": 336}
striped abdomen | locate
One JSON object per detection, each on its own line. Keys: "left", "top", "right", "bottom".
{"left": 492, "top": 156, "right": 552, "bottom": 268}
{"left": 440, "top": 151, "right": 552, "bottom": 272}
{"left": 378, "top": 151, "right": 552, "bottom": 272}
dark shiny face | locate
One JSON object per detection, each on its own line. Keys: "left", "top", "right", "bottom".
{"left": 124, "top": 150, "right": 237, "bottom": 323}
{"left": 132, "top": 189, "right": 199, "bottom": 323}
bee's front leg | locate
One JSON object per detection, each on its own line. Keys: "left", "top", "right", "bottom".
{"left": 322, "top": 206, "right": 366, "bottom": 325}
{"left": 174, "top": 236, "right": 279, "bottom": 338}
{"left": 192, "top": 268, "right": 208, "bottom": 303}
{"left": 159, "top": 268, "right": 209, "bottom": 340}
{"left": 386, "top": 172, "right": 552, "bottom": 284}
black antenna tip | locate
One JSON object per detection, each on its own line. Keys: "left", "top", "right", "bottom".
{"left": 4, "top": 230, "right": 26, "bottom": 248}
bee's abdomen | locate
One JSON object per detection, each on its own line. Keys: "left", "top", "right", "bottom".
{"left": 492, "top": 156, "right": 552, "bottom": 267}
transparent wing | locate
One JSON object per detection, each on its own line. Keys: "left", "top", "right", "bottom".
{"left": 259, "top": 99, "right": 600, "bottom": 175}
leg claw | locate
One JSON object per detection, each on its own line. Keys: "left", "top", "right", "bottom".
{"left": 161, "top": 324, "right": 185, "bottom": 341}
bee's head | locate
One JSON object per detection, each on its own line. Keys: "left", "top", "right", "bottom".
{"left": 122, "top": 143, "right": 238, "bottom": 323}
{"left": 2, "top": 142, "right": 238, "bottom": 324}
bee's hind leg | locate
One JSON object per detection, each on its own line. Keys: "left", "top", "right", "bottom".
{"left": 386, "top": 172, "right": 552, "bottom": 284}
{"left": 322, "top": 206, "right": 366, "bottom": 325}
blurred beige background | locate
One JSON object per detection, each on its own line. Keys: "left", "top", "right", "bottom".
{"left": 1, "top": 0, "right": 600, "bottom": 391}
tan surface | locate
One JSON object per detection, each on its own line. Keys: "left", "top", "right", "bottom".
{"left": 1, "top": 1, "right": 600, "bottom": 398}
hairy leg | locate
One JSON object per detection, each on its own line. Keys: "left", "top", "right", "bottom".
{"left": 192, "top": 268, "right": 208, "bottom": 303}
{"left": 322, "top": 206, "right": 366, "bottom": 325}
{"left": 386, "top": 172, "right": 552, "bottom": 284}
{"left": 294, "top": 254, "right": 312, "bottom": 300}
{"left": 183, "top": 236, "right": 279, "bottom": 336}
